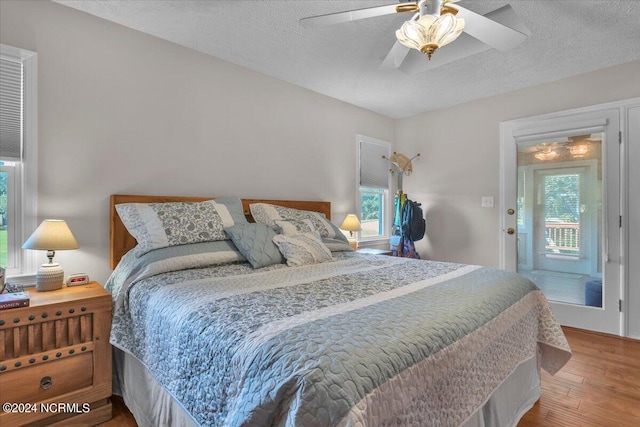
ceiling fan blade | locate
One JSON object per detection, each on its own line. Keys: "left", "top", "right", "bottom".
{"left": 453, "top": 4, "right": 530, "bottom": 52}
{"left": 299, "top": 3, "right": 416, "bottom": 28}
{"left": 401, "top": 6, "right": 529, "bottom": 74}
{"left": 401, "top": 33, "right": 489, "bottom": 74}
{"left": 379, "top": 41, "right": 412, "bottom": 70}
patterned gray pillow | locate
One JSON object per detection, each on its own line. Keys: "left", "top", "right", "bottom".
{"left": 225, "top": 223, "right": 284, "bottom": 269}
{"left": 274, "top": 219, "right": 316, "bottom": 235}
{"left": 272, "top": 231, "right": 333, "bottom": 267}
{"left": 116, "top": 199, "right": 244, "bottom": 257}
{"left": 250, "top": 203, "right": 349, "bottom": 245}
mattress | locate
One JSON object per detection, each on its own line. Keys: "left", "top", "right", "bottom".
{"left": 106, "top": 245, "right": 571, "bottom": 426}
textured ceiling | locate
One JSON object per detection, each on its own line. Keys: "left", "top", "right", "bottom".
{"left": 54, "top": 0, "right": 640, "bottom": 119}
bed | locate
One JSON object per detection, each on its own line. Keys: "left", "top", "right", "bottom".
{"left": 106, "top": 194, "right": 571, "bottom": 427}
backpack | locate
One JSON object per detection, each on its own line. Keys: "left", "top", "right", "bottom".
{"left": 401, "top": 199, "right": 426, "bottom": 242}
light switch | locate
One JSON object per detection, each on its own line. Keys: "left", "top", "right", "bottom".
{"left": 481, "top": 196, "right": 494, "bottom": 208}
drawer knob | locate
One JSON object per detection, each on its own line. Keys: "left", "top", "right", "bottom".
{"left": 40, "top": 376, "right": 53, "bottom": 390}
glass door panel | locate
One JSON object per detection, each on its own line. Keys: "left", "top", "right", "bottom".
{"left": 516, "top": 133, "right": 603, "bottom": 307}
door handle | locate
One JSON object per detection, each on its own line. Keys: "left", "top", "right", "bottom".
{"left": 507, "top": 227, "right": 515, "bottom": 235}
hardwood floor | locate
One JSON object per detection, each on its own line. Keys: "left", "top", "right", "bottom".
{"left": 99, "top": 327, "right": 640, "bottom": 427}
{"left": 518, "top": 327, "right": 640, "bottom": 426}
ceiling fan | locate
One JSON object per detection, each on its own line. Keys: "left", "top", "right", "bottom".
{"left": 300, "top": 0, "right": 530, "bottom": 71}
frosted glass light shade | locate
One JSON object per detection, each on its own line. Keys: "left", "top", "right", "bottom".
{"left": 396, "top": 13, "right": 465, "bottom": 59}
{"left": 534, "top": 150, "right": 559, "bottom": 161}
{"left": 569, "top": 144, "right": 589, "bottom": 157}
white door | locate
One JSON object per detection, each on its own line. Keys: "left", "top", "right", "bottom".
{"left": 501, "top": 108, "right": 621, "bottom": 335}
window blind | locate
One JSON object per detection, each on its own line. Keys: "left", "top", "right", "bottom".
{"left": 360, "top": 140, "right": 389, "bottom": 189}
{"left": 0, "top": 57, "right": 23, "bottom": 161}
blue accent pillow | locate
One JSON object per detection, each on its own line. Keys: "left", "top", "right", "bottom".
{"left": 225, "top": 223, "right": 284, "bottom": 269}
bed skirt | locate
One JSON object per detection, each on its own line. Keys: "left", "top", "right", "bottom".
{"left": 113, "top": 348, "right": 540, "bottom": 427}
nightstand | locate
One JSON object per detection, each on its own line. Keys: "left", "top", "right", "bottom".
{"left": 0, "top": 282, "right": 112, "bottom": 426}
{"left": 357, "top": 248, "right": 394, "bottom": 256}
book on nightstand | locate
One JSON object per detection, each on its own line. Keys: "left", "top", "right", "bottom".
{"left": 0, "top": 291, "right": 30, "bottom": 310}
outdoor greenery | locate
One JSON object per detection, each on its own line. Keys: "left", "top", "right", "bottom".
{"left": 0, "top": 171, "right": 7, "bottom": 267}
{"left": 0, "top": 230, "right": 6, "bottom": 267}
{"left": 544, "top": 174, "right": 580, "bottom": 222}
{"left": 361, "top": 193, "right": 381, "bottom": 221}
{"left": 0, "top": 171, "right": 6, "bottom": 222}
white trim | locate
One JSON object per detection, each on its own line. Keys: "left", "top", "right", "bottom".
{"left": 1, "top": 44, "right": 38, "bottom": 277}
{"left": 513, "top": 119, "right": 608, "bottom": 142}
{"left": 499, "top": 98, "right": 640, "bottom": 336}
{"left": 623, "top": 102, "right": 640, "bottom": 339}
{"left": 355, "top": 134, "right": 392, "bottom": 243}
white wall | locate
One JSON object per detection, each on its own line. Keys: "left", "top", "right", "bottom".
{"left": 395, "top": 60, "right": 640, "bottom": 267}
{"left": 0, "top": 0, "right": 394, "bottom": 283}
{"left": 2, "top": 0, "right": 639, "bottom": 283}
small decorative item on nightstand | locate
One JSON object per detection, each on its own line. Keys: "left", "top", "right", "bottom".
{"left": 22, "top": 220, "right": 79, "bottom": 292}
{"left": 340, "top": 214, "right": 362, "bottom": 250}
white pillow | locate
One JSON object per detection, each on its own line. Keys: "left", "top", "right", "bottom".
{"left": 272, "top": 231, "right": 333, "bottom": 267}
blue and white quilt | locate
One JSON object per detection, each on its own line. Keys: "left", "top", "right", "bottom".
{"left": 106, "top": 244, "right": 571, "bottom": 427}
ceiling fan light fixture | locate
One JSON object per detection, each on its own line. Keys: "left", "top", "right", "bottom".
{"left": 534, "top": 150, "right": 559, "bottom": 161}
{"left": 396, "top": 13, "right": 465, "bottom": 60}
{"left": 569, "top": 143, "right": 589, "bottom": 158}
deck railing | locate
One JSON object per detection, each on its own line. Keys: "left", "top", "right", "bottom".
{"left": 546, "top": 222, "right": 580, "bottom": 254}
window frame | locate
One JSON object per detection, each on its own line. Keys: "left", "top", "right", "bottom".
{"left": 356, "top": 135, "right": 391, "bottom": 245}
{"left": 1, "top": 163, "right": 19, "bottom": 270}
{"left": 1, "top": 44, "right": 38, "bottom": 278}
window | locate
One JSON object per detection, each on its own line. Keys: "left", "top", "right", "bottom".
{"left": 1, "top": 45, "right": 37, "bottom": 277}
{"left": 357, "top": 135, "right": 391, "bottom": 243}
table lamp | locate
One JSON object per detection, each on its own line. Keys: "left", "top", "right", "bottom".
{"left": 22, "top": 219, "right": 79, "bottom": 291}
{"left": 340, "top": 214, "right": 362, "bottom": 250}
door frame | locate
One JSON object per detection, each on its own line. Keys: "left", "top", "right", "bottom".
{"left": 499, "top": 103, "right": 622, "bottom": 335}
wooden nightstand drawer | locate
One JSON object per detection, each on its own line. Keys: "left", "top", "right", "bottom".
{"left": 0, "top": 282, "right": 112, "bottom": 427}
{"left": 1, "top": 352, "right": 93, "bottom": 403}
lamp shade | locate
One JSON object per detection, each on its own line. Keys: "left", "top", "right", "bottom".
{"left": 340, "top": 214, "right": 362, "bottom": 232}
{"left": 22, "top": 219, "right": 79, "bottom": 251}
{"left": 23, "top": 220, "right": 78, "bottom": 292}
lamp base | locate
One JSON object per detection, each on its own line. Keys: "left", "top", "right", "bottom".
{"left": 347, "top": 237, "right": 358, "bottom": 251}
{"left": 36, "top": 263, "right": 64, "bottom": 292}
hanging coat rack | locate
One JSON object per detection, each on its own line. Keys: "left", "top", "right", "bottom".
{"left": 382, "top": 152, "right": 420, "bottom": 193}
{"left": 382, "top": 152, "right": 422, "bottom": 258}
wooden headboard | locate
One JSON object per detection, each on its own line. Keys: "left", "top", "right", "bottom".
{"left": 110, "top": 194, "right": 331, "bottom": 269}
